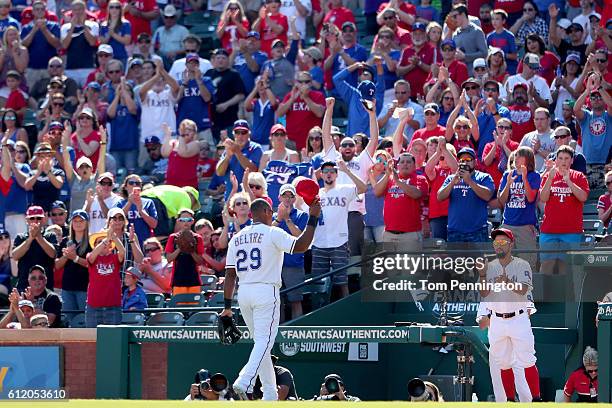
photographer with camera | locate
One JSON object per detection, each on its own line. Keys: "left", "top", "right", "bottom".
{"left": 312, "top": 374, "right": 360, "bottom": 401}
{"left": 407, "top": 378, "right": 444, "bottom": 402}
{"left": 185, "top": 369, "right": 232, "bottom": 401}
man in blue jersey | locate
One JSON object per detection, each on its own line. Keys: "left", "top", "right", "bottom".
{"left": 230, "top": 31, "right": 268, "bottom": 95}
{"left": 437, "top": 147, "right": 494, "bottom": 243}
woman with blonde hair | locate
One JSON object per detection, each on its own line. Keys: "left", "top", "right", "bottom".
{"left": 218, "top": 192, "right": 252, "bottom": 249}
{"left": 365, "top": 150, "right": 392, "bottom": 243}
{"left": 216, "top": 0, "right": 250, "bottom": 53}
{"left": 99, "top": 0, "right": 132, "bottom": 66}
{"left": 162, "top": 120, "right": 200, "bottom": 189}
{"left": 444, "top": 90, "right": 479, "bottom": 152}
{"left": 0, "top": 26, "right": 28, "bottom": 97}
{"left": 485, "top": 47, "right": 508, "bottom": 84}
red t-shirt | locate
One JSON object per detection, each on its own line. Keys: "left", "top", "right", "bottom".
{"left": 377, "top": 2, "right": 416, "bottom": 31}
{"left": 400, "top": 43, "right": 435, "bottom": 99}
{"left": 71, "top": 130, "right": 101, "bottom": 172}
{"left": 86, "top": 68, "right": 108, "bottom": 86}
{"left": 540, "top": 169, "right": 589, "bottom": 234}
{"left": 493, "top": 0, "right": 523, "bottom": 14}
{"left": 87, "top": 252, "right": 122, "bottom": 308}
{"left": 428, "top": 165, "right": 452, "bottom": 219}
{"left": 5, "top": 90, "right": 27, "bottom": 115}
{"left": 0, "top": 175, "right": 13, "bottom": 195}
{"left": 597, "top": 192, "right": 611, "bottom": 228}
{"left": 508, "top": 105, "right": 535, "bottom": 144}
{"left": 412, "top": 125, "right": 446, "bottom": 142}
{"left": 259, "top": 13, "right": 288, "bottom": 56}
{"left": 166, "top": 149, "right": 199, "bottom": 189}
{"left": 125, "top": 0, "right": 158, "bottom": 39}
{"left": 426, "top": 60, "right": 469, "bottom": 88}
{"left": 20, "top": 9, "right": 59, "bottom": 25}
{"left": 373, "top": 27, "right": 412, "bottom": 49}
{"left": 283, "top": 90, "right": 325, "bottom": 150}
{"left": 517, "top": 52, "right": 560, "bottom": 86}
{"left": 481, "top": 140, "right": 519, "bottom": 188}
{"left": 218, "top": 18, "right": 250, "bottom": 53}
{"left": 197, "top": 157, "right": 217, "bottom": 178}
{"left": 452, "top": 137, "right": 476, "bottom": 153}
{"left": 383, "top": 173, "right": 429, "bottom": 232}
{"left": 322, "top": 6, "right": 355, "bottom": 31}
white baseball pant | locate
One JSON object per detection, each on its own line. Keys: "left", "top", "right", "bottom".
{"left": 234, "top": 283, "right": 280, "bottom": 401}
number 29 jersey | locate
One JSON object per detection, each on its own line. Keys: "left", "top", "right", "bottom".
{"left": 226, "top": 223, "right": 298, "bottom": 287}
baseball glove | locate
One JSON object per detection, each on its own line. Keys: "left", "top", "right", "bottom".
{"left": 218, "top": 315, "right": 242, "bottom": 345}
{"left": 176, "top": 229, "right": 196, "bottom": 253}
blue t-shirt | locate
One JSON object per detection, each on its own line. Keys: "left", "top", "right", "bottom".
{"left": 228, "top": 219, "right": 253, "bottom": 240}
{"left": 262, "top": 160, "right": 313, "bottom": 208}
{"left": 441, "top": 170, "right": 494, "bottom": 233}
{"left": 109, "top": 104, "right": 140, "bottom": 150}
{"left": 499, "top": 170, "right": 540, "bottom": 226}
{"left": 177, "top": 76, "right": 215, "bottom": 132}
{"left": 116, "top": 198, "right": 157, "bottom": 246}
{"left": 250, "top": 99, "right": 275, "bottom": 146}
{"left": 0, "top": 17, "right": 20, "bottom": 41}
{"left": 21, "top": 22, "right": 61, "bottom": 69}
{"left": 487, "top": 30, "right": 518, "bottom": 75}
{"left": 99, "top": 21, "right": 132, "bottom": 61}
{"left": 439, "top": 106, "right": 452, "bottom": 127}
{"left": 416, "top": 5, "right": 440, "bottom": 23}
{"left": 276, "top": 207, "right": 308, "bottom": 267}
{"left": 232, "top": 51, "right": 268, "bottom": 94}
{"left": 364, "top": 183, "right": 384, "bottom": 227}
{"left": 331, "top": 44, "right": 369, "bottom": 96}
{"left": 477, "top": 104, "right": 510, "bottom": 160}
{"left": 0, "top": 183, "right": 7, "bottom": 231}
{"left": 378, "top": 50, "right": 401, "bottom": 89}
{"left": 221, "top": 141, "right": 263, "bottom": 200}
{"left": 310, "top": 66, "right": 324, "bottom": 89}
{"left": 5, "top": 162, "right": 31, "bottom": 214}
{"left": 579, "top": 110, "right": 611, "bottom": 164}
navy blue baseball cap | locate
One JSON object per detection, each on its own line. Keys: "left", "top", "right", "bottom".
{"left": 144, "top": 135, "right": 161, "bottom": 145}
{"left": 440, "top": 39, "right": 456, "bottom": 49}
{"left": 51, "top": 200, "right": 67, "bottom": 211}
{"left": 457, "top": 147, "right": 476, "bottom": 160}
{"left": 358, "top": 80, "right": 376, "bottom": 101}
{"left": 233, "top": 119, "right": 250, "bottom": 132}
{"left": 412, "top": 22, "right": 426, "bottom": 31}
{"left": 86, "top": 82, "right": 101, "bottom": 91}
{"left": 247, "top": 31, "right": 260, "bottom": 40}
{"left": 70, "top": 209, "right": 89, "bottom": 222}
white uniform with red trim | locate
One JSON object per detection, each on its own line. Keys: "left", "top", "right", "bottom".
{"left": 225, "top": 223, "right": 298, "bottom": 401}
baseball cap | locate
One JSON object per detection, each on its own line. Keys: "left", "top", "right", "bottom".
{"left": 320, "top": 160, "right": 338, "bottom": 169}
{"left": 233, "top": 119, "right": 250, "bottom": 132}
{"left": 483, "top": 79, "right": 500, "bottom": 90}
{"left": 97, "top": 44, "right": 113, "bottom": 55}
{"left": 76, "top": 156, "right": 93, "bottom": 169}
{"left": 86, "top": 82, "right": 101, "bottom": 91}
{"left": 358, "top": 80, "right": 376, "bottom": 101}
{"left": 51, "top": 200, "right": 67, "bottom": 211}
{"left": 98, "top": 172, "right": 115, "bottom": 182}
{"left": 513, "top": 82, "right": 528, "bottom": 92}
{"left": 424, "top": 103, "right": 439, "bottom": 114}
{"left": 440, "top": 39, "right": 456, "bottom": 49}
{"left": 491, "top": 228, "right": 514, "bottom": 241}
{"left": 178, "top": 207, "right": 195, "bottom": 216}
{"left": 128, "top": 57, "right": 144, "bottom": 69}
{"left": 80, "top": 107, "right": 96, "bottom": 118}
{"left": 163, "top": 4, "right": 177, "bottom": 17}
{"left": 125, "top": 266, "right": 142, "bottom": 280}
{"left": 330, "top": 126, "right": 344, "bottom": 136}
{"left": 457, "top": 147, "right": 476, "bottom": 160}
{"left": 461, "top": 78, "right": 480, "bottom": 88}
{"left": 246, "top": 31, "right": 260, "bottom": 40}
{"left": 271, "top": 39, "right": 285, "bottom": 49}
{"left": 607, "top": 18, "right": 612, "bottom": 29}
{"left": 488, "top": 46, "right": 504, "bottom": 57}
{"left": 557, "top": 18, "right": 571, "bottom": 30}
{"left": 26, "top": 206, "right": 45, "bottom": 218}
{"left": 304, "top": 46, "right": 323, "bottom": 61}
{"left": 144, "top": 135, "right": 162, "bottom": 145}
{"left": 34, "top": 142, "right": 53, "bottom": 153}
{"left": 186, "top": 53, "right": 200, "bottom": 63}
{"left": 49, "top": 76, "right": 64, "bottom": 86}
{"left": 18, "top": 300, "right": 34, "bottom": 309}
{"left": 48, "top": 121, "right": 64, "bottom": 132}
{"left": 212, "top": 48, "right": 229, "bottom": 57}
{"left": 270, "top": 124, "right": 286, "bottom": 135}
{"left": 0, "top": 228, "right": 9, "bottom": 239}
{"left": 567, "top": 22, "right": 584, "bottom": 32}
{"left": 358, "top": 64, "right": 375, "bottom": 78}
{"left": 70, "top": 209, "right": 89, "bottom": 222}
{"left": 564, "top": 54, "right": 581, "bottom": 65}
{"left": 342, "top": 21, "right": 357, "bottom": 31}
{"left": 473, "top": 58, "right": 487, "bottom": 70}
{"left": 523, "top": 53, "right": 540, "bottom": 69}
{"left": 279, "top": 184, "right": 296, "bottom": 197}
{"left": 589, "top": 12, "right": 601, "bottom": 21}
{"left": 412, "top": 22, "right": 426, "bottom": 32}
{"left": 107, "top": 207, "right": 124, "bottom": 219}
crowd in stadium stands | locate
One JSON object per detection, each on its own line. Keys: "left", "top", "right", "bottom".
{"left": 0, "top": 0, "right": 610, "bottom": 329}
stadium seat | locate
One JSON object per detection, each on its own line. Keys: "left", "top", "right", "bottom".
{"left": 583, "top": 219, "right": 604, "bottom": 235}
{"left": 185, "top": 311, "right": 219, "bottom": 326}
{"left": 167, "top": 293, "right": 207, "bottom": 308}
{"left": 146, "top": 293, "right": 166, "bottom": 308}
{"left": 121, "top": 313, "right": 145, "bottom": 326}
{"left": 147, "top": 312, "right": 185, "bottom": 326}
{"left": 200, "top": 275, "right": 218, "bottom": 292}
{"left": 488, "top": 208, "right": 503, "bottom": 227}
{"left": 207, "top": 291, "right": 238, "bottom": 308}
{"left": 70, "top": 313, "right": 86, "bottom": 328}
{"left": 583, "top": 202, "right": 599, "bottom": 217}
{"left": 183, "top": 12, "right": 208, "bottom": 27}
{"left": 302, "top": 277, "right": 332, "bottom": 309}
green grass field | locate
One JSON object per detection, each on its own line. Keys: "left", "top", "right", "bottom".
{"left": 0, "top": 401, "right": 598, "bottom": 407}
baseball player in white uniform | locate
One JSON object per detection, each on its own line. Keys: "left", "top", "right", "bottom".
{"left": 220, "top": 197, "right": 321, "bottom": 401}
{"left": 478, "top": 228, "right": 541, "bottom": 402}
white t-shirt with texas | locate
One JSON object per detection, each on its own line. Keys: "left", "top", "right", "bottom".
{"left": 314, "top": 184, "right": 358, "bottom": 249}
{"left": 323, "top": 147, "right": 373, "bottom": 214}
{"left": 88, "top": 195, "right": 123, "bottom": 234}
{"left": 226, "top": 223, "right": 297, "bottom": 287}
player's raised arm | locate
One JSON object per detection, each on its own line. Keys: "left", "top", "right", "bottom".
{"left": 293, "top": 197, "right": 322, "bottom": 253}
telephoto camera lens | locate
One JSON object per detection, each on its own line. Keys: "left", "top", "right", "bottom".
{"left": 324, "top": 377, "right": 340, "bottom": 394}
{"left": 210, "top": 373, "right": 229, "bottom": 393}
{"left": 407, "top": 378, "right": 429, "bottom": 401}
